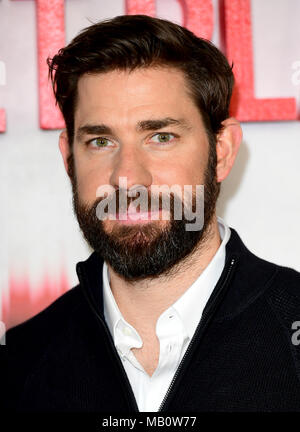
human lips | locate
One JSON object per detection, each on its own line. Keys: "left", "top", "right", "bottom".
{"left": 116, "top": 209, "right": 162, "bottom": 224}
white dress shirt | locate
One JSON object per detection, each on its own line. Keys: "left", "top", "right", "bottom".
{"left": 103, "top": 216, "right": 231, "bottom": 412}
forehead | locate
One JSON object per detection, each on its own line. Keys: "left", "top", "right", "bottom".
{"left": 74, "top": 67, "right": 201, "bottom": 127}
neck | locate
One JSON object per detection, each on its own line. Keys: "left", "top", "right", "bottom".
{"left": 107, "top": 214, "right": 221, "bottom": 331}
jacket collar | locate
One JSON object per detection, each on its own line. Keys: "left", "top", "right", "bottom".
{"left": 76, "top": 227, "right": 278, "bottom": 323}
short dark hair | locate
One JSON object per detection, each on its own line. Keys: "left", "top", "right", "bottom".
{"left": 48, "top": 14, "right": 234, "bottom": 147}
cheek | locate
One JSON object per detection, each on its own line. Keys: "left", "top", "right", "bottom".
{"left": 74, "top": 159, "right": 109, "bottom": 203}
{"left": 155, "top": 159, "right": 206, "bottom": 187}
{"left": 187, "top": 152, "right": 210, "bottom": 185}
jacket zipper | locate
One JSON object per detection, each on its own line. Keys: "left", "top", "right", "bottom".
{"left": 158, "top": 256, "right": 237, "bottom": 411}
{"left": 78, "top": 255, "right": 237, "bottom": 413}
{"left": 77, "top": 266, "right": 140, "bottom": 412}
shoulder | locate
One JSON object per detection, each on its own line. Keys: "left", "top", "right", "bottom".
{"left": 243, "top": 247, "right": 300, "bottom": 307}
{"left": 239, "top": 247, "right": 300, "bottom": 326}
{"left": 4, "top": 284, "right": 83, "bottom": 351}
{"left": 265, "top": 262, "right": 300, "bottom": 321}
{"left": 272, "top": 263, "right": 300, "bottom": 290}
{"left": 219, "top": 227, "right": 300, "bottom": 320}
{"left": 0, "top": 285, "right": 85, "bottom": 410}
{"left": 228, "top": 227, "right": 300, "bottom": 296}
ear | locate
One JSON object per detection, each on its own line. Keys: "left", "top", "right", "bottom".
{"left": 59, "top": 130, "right": 72, "bottom": 176}
{"left": 216, "top": 117, "right": 242, "bottom": 183}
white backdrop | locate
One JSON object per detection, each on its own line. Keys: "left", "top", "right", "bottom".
{"left": 0, "top": 0, "right": 300, "bottom": 327}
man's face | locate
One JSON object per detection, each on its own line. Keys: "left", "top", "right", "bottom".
{"left": 67, "top": 66, "right": 219, "bottom": 281}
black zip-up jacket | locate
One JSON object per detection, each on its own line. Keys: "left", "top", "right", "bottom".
{"left": 1, "top": 227, "right": 300, "bottom": 412}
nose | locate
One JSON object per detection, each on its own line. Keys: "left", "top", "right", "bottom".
{"left": 109, "top": 146, "right": 153, "bottom": 190}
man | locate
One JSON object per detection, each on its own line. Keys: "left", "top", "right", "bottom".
{"left": 2, "top": 14, "right": 300, "bottom": 413}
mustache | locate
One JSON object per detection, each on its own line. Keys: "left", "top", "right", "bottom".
{"left": 93, "top": 187, "right": 192, "bottom": 214}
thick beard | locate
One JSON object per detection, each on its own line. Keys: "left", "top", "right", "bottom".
{"left": 67, "top": 147, "right": 220, "bottom": 282}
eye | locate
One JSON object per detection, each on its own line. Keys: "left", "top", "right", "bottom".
{"left": 149, "top": 133, "right": 176, "bottom": 144}
{"left": 86, "top": 137, "right": 114, "bottom": 149}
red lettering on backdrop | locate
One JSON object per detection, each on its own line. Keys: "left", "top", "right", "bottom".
{"left": 125, "top": 0, "right": 155, "bottom": 16}
{"left": 13, "top": 0, "right": 65, "bottom": 129}
{"left": 178, "top": 0, "right": 213, "bottom": 40}
{"left": 224, "top": 0, "right": 297, "bottom": 121}
{"left": 126, "top": 0, "right": 213, "bottom": 39}
{"left": 0, "top": 60, "right": 6, "bottom": 132}
{"left": 0, "top": 109, "right": 5, "bottom": 132}
{"left": 37, "top": 0, "right": 65, "bottom": 128}
{"left": 9, "top": 0, "right": 298, "bottom": 126}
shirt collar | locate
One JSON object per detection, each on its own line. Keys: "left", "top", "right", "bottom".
{"left": 103, "top": 216, "right": 231, "bottom": 344}
{"left": 171, "top": 216, "right": 231, "bottom": 339}
{"left": 103, "top": 258, "right": 143, "bottom": 355}
{"left": 103, "top": 261, "right": 120, "bottom": 338}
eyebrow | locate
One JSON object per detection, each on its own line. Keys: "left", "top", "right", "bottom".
{"left": 76, "top": 117, "right": 192, "bottom": 141}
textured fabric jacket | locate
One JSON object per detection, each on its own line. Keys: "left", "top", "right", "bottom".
{"left": 1, "top": 227, "right": 300, "bottom": 412}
